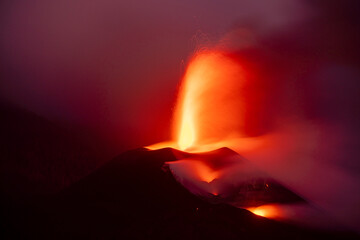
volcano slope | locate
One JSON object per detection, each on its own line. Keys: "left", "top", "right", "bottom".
{"left": 6, "top": 147, "right": 359, "bottom": 240}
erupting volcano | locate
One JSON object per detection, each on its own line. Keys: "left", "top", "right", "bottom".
{"left": 149, "top": 50, "right": 247, "bottom": 152}
{"left": 147, "top": 49, "right": 305, "bottom": 219}
{"left": 147, "top": 48, "right": 360, "bottom": 232}
{"left": 3, "top": 1, "right": 360, "bottom": 239}
{"left": 173, "top": 50, "right": 246, "bottom": 151}
{"left": 6, "top": 47, "right": 359, "bottom": 240}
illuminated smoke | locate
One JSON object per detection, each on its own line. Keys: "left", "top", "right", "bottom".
{"left": 147, "top": 47, "right": 360, "bottom": 231}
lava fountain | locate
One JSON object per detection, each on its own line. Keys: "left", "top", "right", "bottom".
{"left": 173, "top": 50, "right": 246, "bottom": 151}
{"left": 147, "top": 49, "right": 294, "bottom": 213}
{"left": 148, "top": 50, "right": 251, "bottom": 152}
{"left": 147, "top": 48, "right": 360, "bottom": 231}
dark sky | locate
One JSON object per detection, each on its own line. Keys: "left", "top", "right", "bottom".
{"left": 0, "top": 0, "right": 359, "bottom": 151}
{"left": 0, "top": 0, "right": 317, "bottom": 149}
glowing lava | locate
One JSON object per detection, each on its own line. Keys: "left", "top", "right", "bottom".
{"left": 247, "top": 204, "right": 281, "bottom": 219}
{"left": 173, "top": 50, "right": 246, "bottom": 151}
{"left": 146, "top": 50, "right": 249, "bottom": 152}
{"left": 178, "top": 112, "right": 195, "bottom": 150}
{"left": 146, "top": 50, "right": 250, "bottom": 193}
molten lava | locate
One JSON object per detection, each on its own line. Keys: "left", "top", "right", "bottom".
{"left": 174, "top": 50, "right": 246, "bottom": 151}
{"left": 247, "top": 204, "right": 281, "bottom": 219}
{"left": 147, "top": 50, "right": 247, "bottom": 152}
{"left": 146, "top": 50, "right": 256, "bottom": 195}
{"left": 178, "top": 113, "right": 195, "bottom": 150}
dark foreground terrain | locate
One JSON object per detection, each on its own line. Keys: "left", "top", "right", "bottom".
{"left": 2, "top": 147, "right": 359, "bottom": 239}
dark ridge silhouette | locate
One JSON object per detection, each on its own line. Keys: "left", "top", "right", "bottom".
{"left": 0, "top": 101, "right": 112, "bottom": 201}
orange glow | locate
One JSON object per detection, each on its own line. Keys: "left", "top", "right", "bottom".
{"left": 250, "top": 208, "right": 267, "bottom": 217}
{"left": 145, "top": 50, "right": 259, "bottom": 196}
{"left": 145, "top": 50, "right": 248, "bottom": 152}
{"left": 178, "top": 112, "right": 195, "bottom": 150}
{"left": 144, "top": 47, "right": 360, "bottom": 231}
{"left": 146, "top": 141, "right": 176, "bottom": 150}
{"left": 247, "top": 204, "right": 282, "bottom": 219}
{"left": 173, "top": 50, "right": 246, "bottom": 151}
